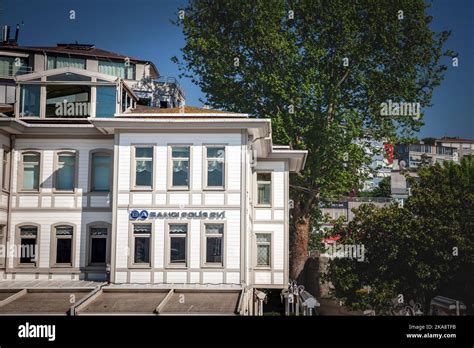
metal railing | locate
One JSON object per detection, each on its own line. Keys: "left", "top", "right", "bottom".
{"left": 0, "top": 66, "right": 33, "bottom": 78}
{"left": 153, "top": 76, "right": 185, "bottom": 98}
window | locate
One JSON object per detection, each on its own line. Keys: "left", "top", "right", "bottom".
{"left": 46, "top": 85, "right": 91, "bottom": 117}
{"left": 206, "top": 146, "right": 225, "bottom": 188}
{"left": 91, "top": 152, "right": 112, "bottom": 191}
{"left": 171, "top": 146, "right": 190, "bottom": 188}
{"left": 169, "top": 223, "right": 187, "bottom": 266}
{"left": 256, "top": 233, "right": 271, "bottom": 267}
{"left": 89, "top": 226, "right": 108, "bottom": 265}
{"left": 2, "top": 147, "right": 10, "bottom": 191}
{"left": 134, "top": 147, "right": 153, "bottom": 188}
{"left": 96, "top": 86, "right": 117, "bottom": 118}
{"left": 98, "top": 60, "right": 135, "bottom": 80}
{"left": 256, "top": 173, "right": 271, "bottom": 205}
{"left": 18, "top": 226, "right": 38, "bottom": 265}
{"left": 47, "top": 56, "right": 86, "bottom": 70}
{"left": 20, "top": 85, "right": 41, "bottom": 117}
{"left": 121, "top": 89, "right": 134, "bottom": 112}
{"left": 0, "top": 56, "right": 28, "bottom": 76}
{"left": 55, "top": 152, "right": 76, "bottom": 191}
{"left": 53, "top": 225, "right": 73, "bottom": 266}
{"left": 204, "top": 224, "right": 224, "bottom": 265}
{"left": 133, "top": 224, "right": 151, "bottom": 265}
{"left": 22, "top": 153, "right": 40, "bottom": 191}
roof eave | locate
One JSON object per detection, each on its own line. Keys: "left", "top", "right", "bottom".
{"left": 268, "top": 149, "right": 308, "bottom": 173}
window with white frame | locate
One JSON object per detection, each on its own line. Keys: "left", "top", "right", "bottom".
{"left": 133, "top": 224, "right": 151, "bottom": 265}
{"left": 47, "top": 56, "right": 86, "bottom": 70}
{"left": 206, "top": 146, "right": 225, "bottom": 188}
{"left": 134, "top": 147, "right": 153, "bottom": 188}
{"left": 89, "top": 226, "right": 108, "bottom": 265}
{"left": 256, "top": 233, "right": 271, "bottom": 267}
{"left": 53, "top": 225, "right": 73, "bottom": 266}
{"left": 21, "top": 153, "right": 40, "bottom": 191}
{"left": 18, "top": 226, "right": 37, "bottom": 265}
{"left": 169, "top": 223, "right": 187, "bottom": 265}
{"left": 56, "top": 152, "right": 76, "bottom": 191}
{"left": 98, "top": 60, "right": 135, "bottom": 80}
{"left": 171, "top": 146, "right": 190, "bottom": 188}
{"left": 256, "top": 173, "right": 271, "bottom": 205}
{"left": 204, "top": 223, "right": 224, "bottom": 265}
{"left": 91, "top": 152, "right": 112, "bottom": 191}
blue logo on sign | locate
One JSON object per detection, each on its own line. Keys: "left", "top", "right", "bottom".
{"left": 130, "top": 209, "right": 149, "bottom": 221}
{"left": 130, "top": 210, "right": 140, "bottom": 220}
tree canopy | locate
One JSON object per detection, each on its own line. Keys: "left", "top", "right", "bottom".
{"left": 173, "top": 0, "right": 454, "bottom": 279}
{"left": 324, "top": 156, "right": 474, "bottom": 314}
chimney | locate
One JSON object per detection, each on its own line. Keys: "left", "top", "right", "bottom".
{"left": 14, "top": 24, "right": 19, "bottom": 43}
{"left": 2, "top": 25, "right": 9, "bottom": 43}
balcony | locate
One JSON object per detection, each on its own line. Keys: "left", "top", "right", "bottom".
{"left": 0, "top": 65, "right": 33, "bottom": 78}
{"left": 154, "top": 76, "right": 185, "bottom": 99}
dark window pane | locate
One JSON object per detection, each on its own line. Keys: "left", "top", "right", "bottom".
{"left": 135, "top": 147, "right": 153, "bottom": 158}
{"left": 19, "top": 239, "right": 36, "bottom": 263}
{"left": 91, "top": 238, "right": 107, "bottom": 264}
{"left": 207, "top": 147, "right": 224, "bottom": 158}
{"left": 257, "top": 183, "right": 271, "bottom": 204}
{"left": 134, "top": 237, "right": 150, "bottom": 263}
{"left": 257, "top": 173, "right": 271, "bottom": 181}
{"left": 206, "top": 237, "right": 222, "bottom": 263}
{"left": 96, "top": 86, "right": 116, "bottom": 118}
{"left": 207, "top": 160, "right": 223, "bottom": 186}
{"left": 56, "top": 239, "right": 72, "bottom": 264}
{"left": 92, "top": 154, "right": 111, "bottom": 191}
{"left": 170, "top": 237, "right": 186, "bottom": 263}
{"left": 20, "top": 85, "right": 41, "bottom": 117}
{"left": 172, "top": 147, "right": 189, "bottom": 158}
{"left": 23, "top": 154, "right": 39, "bottom": 190}
{"left": 46, "top": 85, "right": 91, "bottom": 118}
{"left": 135, "top": 159, "right": 152, "bottom": 186}
{"left": 172, "top": 160, "right": 189, "bottom": 186}
{"left": 57, "top": 155, "right": 75, "bottom": 190}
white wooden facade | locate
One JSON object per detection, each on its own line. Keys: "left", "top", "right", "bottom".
{"left": 0, "top": 62, "right": 307, "bottom": 290}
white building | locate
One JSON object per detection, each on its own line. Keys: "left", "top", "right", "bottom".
{"left": 0, "top": 42, "right": 307, "bottom": 297}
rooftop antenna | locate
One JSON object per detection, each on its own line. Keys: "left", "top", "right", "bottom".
{"left": 14, "top": 23, "right": 19, "bottom": 43}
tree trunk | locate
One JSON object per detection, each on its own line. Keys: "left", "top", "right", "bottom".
{"left": 289, "top": 204, "right": 311, "bottom": 281}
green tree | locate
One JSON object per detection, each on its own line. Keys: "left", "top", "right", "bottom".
{"left": 325, "top": 157, "right": 474, "bottom": 314}
{"left": 173, "top": 0, "right": 454, "bottom": 281}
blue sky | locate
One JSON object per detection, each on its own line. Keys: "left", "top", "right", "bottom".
{"left": 2, "top": 0, "right": 473, "bottom": 139}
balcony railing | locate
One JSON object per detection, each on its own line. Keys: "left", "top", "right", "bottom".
{"left": 0, "top": 66, "right": 33, "bottom": 78}
{"left": 153, "top": 76, "right": 185, "bottom": 98}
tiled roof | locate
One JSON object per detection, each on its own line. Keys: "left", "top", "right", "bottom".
{"left": 1, "top": 43, "right": 142, "bottom": 62}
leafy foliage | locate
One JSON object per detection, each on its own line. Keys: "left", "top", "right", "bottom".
{"left": 324, "top": 157, "right": 474, "bottom": 314}
{"left": 173, "top": 0, "right": 454, "bottom": 277}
